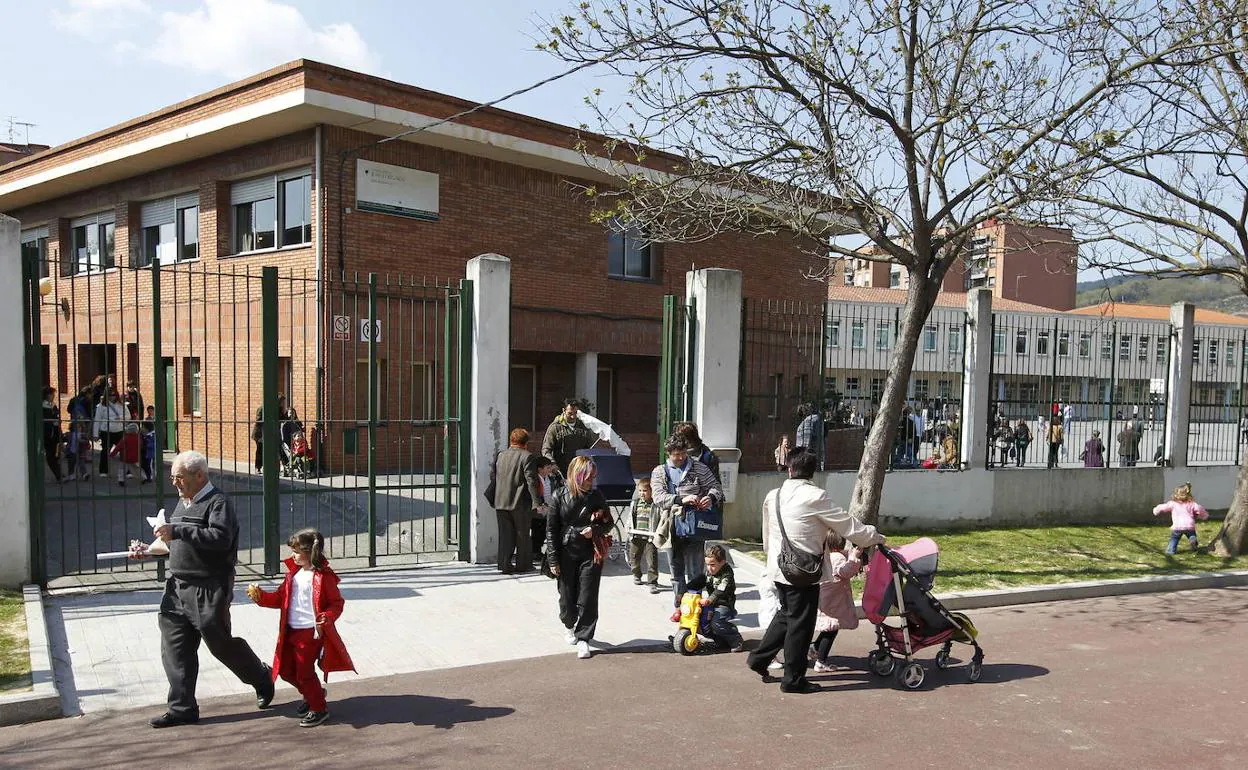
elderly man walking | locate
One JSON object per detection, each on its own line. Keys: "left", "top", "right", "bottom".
{"left": 747, "top": 449, "right": 885, "bottom": 694}
{"left": 491, "top": 427, "right": 543, "bottom": 573}
{"left": 147, "top": 450, "right": 274, "bottom": 727}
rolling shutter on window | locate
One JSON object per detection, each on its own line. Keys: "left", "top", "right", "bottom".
{"left": 140, "top": 199, "right": 175, "bottom": 229}
{"left": 231, "top": 176, "right": 276, "bottom": 206}
{"left": 70, "top": 212, "right": 114, "bottom": 228}
{"left": 20, "top": 226, "right": 48, "bottom": 243}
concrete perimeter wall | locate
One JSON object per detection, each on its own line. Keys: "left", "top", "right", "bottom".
{"left": 724, "top": 465, "right": 1239, "bottom": 538}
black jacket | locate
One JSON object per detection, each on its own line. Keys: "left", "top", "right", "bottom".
{"left": 544, "top": 487, "right": 612, "bottom": 568}
{"left": 168, "top": 487, "right": 240, "bottom": 582}
{"left": 687, "top": 562, "right": 736, "bottom": 612}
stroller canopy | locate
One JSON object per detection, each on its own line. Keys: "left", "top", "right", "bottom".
{"left": 863, "top": 537, "right": 941, "bottom": 624}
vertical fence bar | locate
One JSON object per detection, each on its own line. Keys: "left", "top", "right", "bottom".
{"left": 22, "top": 251, "right": 46, "bottom": 585}
{"left": 1239, "top": 330, "right": 1246, "bottom": 467}
{"left": 366, "top": 273, "right": 378, "bottom": 568}
{"left": 457, "top": 279, "right": 473, "bottom": 562}
{"left": 261, "top": 267, "right": 280, "bottom": 575}
{"left": 151, "top": 261, "right": 166, "bottom": 582}
{"left": 659, "top": 295, "right": 675, "bottom": 455}
{"left": 1107, "top": 323, "right": 1118, "bottom": 466}
{"left": 442, "top": 286, "right": 453, "bottom": 539}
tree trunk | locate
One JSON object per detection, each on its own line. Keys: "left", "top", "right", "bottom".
{"left": 1210, "top": 452, "right": 1248, "bottom": 557}
{"left": 848, "top": 279, "right": 938, "bottom": 527}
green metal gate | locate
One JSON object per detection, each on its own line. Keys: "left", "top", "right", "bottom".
{"left": 23, "top": 253, "right": 471, "bottom": 588}
{"left": 658, "top": 294, "right": 694, "bottom": 461}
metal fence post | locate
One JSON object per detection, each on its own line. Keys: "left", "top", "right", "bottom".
{"left": 261, "top": 267, "right": 280, "bottom": 575}
{"left": 443, "top": 285, "right": 453, "bottom": 542}
{"left": 366, "top": 273, "right": 378, "bottom": 568}
{"left": 1107, "top": 322, "right": 1118, "bottom": 465}
{"left": 457, "top": 279, "right": 474, "bottom": 562}
{"left": 151, "top": 261, "right": 166, "bottom": 583}
{"left": 21, "top": 250, "right": 46, "bottom": 586}
{"left": 1238, "top": 330, "right": 1246, "bottom": 467}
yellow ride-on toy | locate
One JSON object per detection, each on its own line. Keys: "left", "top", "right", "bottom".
{"left": 671, "top": 591, "right": 714, "bottom": 655}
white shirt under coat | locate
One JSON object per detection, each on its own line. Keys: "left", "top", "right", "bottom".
{"left": 288, "top": 569, "right": 316, "bottom": 629}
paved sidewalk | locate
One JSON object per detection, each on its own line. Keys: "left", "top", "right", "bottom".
{"left": 45, "top": 553, "right": 767, "bottom": 715}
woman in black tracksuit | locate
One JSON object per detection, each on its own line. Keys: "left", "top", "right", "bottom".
{"left": 545, "top": 455, "right": 614, "bottom": 660}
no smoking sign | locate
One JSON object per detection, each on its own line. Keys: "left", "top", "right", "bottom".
{"left": 332, "top": 315, "right": 351, "bottom": 341}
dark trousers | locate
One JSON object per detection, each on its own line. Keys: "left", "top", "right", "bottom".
{"left": 1047, "top": 443, "right": 1060, "bottom": 469}
{"left": 813, "top": 628, "right": 839, "bottom": 662}
{"left": 629, "top": 536, "right": 658, "bottom": 583}
{"left": 254, "top": 440, "right": 263, "bottom": 472}
{"left": 1015, "top": 444, "right": 1028, "bottom": 467}
{"left": 747, "top": 582, "right": 820, "bottom": 688}
{"left": 99, "top": 431, "right": 122, "bottom": 474}
{"left": 158, "top": 576, "right": 269, "bottom": 718}
{"left": 280, "top": 628, "right": 327, "bottom": 712}
{"left": 141, "top": 442, "right": 155, "bottom": 481}
{"left": 530, "top": 516, "right": 546, "bottom": 562}
{"left": 496, "top": 507, "right": 532, "bottom": 572}
{"left": 557, "top": 550, "right": 602, "bottom": 642}
{"left": 708, "top": 605, "right": 743, "bottom": 649}
{"left": 670, "top": 536, "right": 706, "bottom": 606}
{"left": 43, "top": 440, "right": 62, "bottom": 481}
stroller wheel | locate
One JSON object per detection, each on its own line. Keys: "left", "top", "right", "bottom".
{"left": 673, "top": 629, "right": 698, "bottom": 655}
{"left": 898, "top": 662, "right": 925, "bottom": 690}
{"left": 868, "top": 650, "right": 895, "bottom": 677}
{"left": 968, "top": 659, "right": 983, "bottom": 682}
{"left": 934, "top": 645, "right": 952, "bottom": 670}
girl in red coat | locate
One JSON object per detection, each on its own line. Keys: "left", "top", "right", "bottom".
{"left": 247, "top": 528, "right": 355, "bottom": 727}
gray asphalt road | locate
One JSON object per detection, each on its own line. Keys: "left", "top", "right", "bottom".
{"left": 2, "top": 587, "right": 1244, "bottom": 769}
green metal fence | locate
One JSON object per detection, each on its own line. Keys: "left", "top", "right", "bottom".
{"left": 24, "top": 253, "right": 470, "bottom": 588}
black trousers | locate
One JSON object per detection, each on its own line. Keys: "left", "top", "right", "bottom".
{"left": 1047, "top": 443, "right": 1060, "bottom": 469}
{"left": 747, "top": 582, "right": 819, "bottom": 688}
{"left": 254, "top": 440, "right": 263, "bottom": 472}
{"left": 530, "top": 516, "right": 546, "bottom": 561}
{"left": 44, "top": 439, "right": 62, "bottom": 481}
{"left": 159, "top": 576, "right": 269, "bottom": 718}
{"left": 496, "top": 507, "right": 532, "bottom": 572}
{"left": 814, "top": 629, "right": 839, "bottom": 662}
{"left": 557, "top": 549, "right": 602, "bottom": 642}
{"left": 99, "top": 431, "right": 122, "bottom": 474}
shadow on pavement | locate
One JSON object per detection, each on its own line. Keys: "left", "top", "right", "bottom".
{"left": 331, "top": 694, "right": 514, "bottom": 729}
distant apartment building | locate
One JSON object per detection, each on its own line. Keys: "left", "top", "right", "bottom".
{"left": 835, "top": 219, "right": 1078, "bottom": 311}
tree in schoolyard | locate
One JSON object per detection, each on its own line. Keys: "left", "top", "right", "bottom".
{"left": 1058, "top": 0, "right": 1248, "bottom": 555}
{"left": 540, "top": 0, "right": 1208, "bottom": 524}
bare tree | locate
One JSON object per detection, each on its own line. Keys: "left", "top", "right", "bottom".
{"left": 541, "top": 0, "right": 1211, "bottom": 525}
{"left": 1064, "top": 0, "right": 1248, "bottom": 556}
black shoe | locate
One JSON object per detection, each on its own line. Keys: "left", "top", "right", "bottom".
{"left": 649, "top": 584, "right": 663, "bottom": 595}
{"left": 633, "top": 577, "right": 643, "bottom": 585}
{"left": 295, "top": 700, "right": 310, "bottom": 717}
{"left": 150, "top": 712, "right": 198, "bottom": 728}
{"left": 300, "top": 710, "right": 330, "bottom": 727}
{"left": 780, "top": 680, "right": 822, "bottom": 694}
{"left": 256, "top": 667, "right": 275, "bottom": 709}
{"left": 748, "top": 663, "right": 778, "bottom": 683}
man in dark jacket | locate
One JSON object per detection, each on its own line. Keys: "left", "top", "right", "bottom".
{"left": 147, "top": 450, "right": 274, "bottom": 727}
{"left": 541, "top": 399, "right": 598, "bottom": 474}
{"left": 491, "top": 428, "right": 543, "bottom": 573}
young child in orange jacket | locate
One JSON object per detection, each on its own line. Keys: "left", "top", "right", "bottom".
{"left": 247, "top": 528, "right": 355, "bottom": 727}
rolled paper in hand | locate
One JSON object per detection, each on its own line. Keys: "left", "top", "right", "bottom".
{"left": 96, "top": 551, "right": 135, "bottom": 560}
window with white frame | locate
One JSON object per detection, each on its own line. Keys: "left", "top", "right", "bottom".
{"left": 938, "top": 379, "right": 953, "bottom": 399}
{"left": 846, "top": 376, "right": 860, "bottom": 393}
{"left": 1138, "top": 336, "right": 1149, "bottom": 362}
{"left": 875, "top": 322, "right": 891, "bottom": 350}
{"left": 948, "top": 324, "right": 962, "bottom": 355}
{"left": 923, "top": 325, "right": 937, "bottom": 353}
{"left": 232, "top": 169, "right": 312, "bottom": 254}
{"left": 1057, "top": 330, "right": 1070, "bottom": 357}
{"left": 20, "top": 227, "right": 49, "bottom": 279}
{"left": 851, "top": 320, "right": 865, "bottom": 349}
{"left": 1227, "top": 340, "right": 1236, "bottom": 368}
{"left": 828, "top": 318, "right": 841, "bottom": 349}
{"left": 182, "top": 357, "right": 201, "bottom": 416}
{"left": 1101, "top": 334, "right": 1113, "bottom": 360}
{"left": 1157, "top": 336, "right": 1167, "bottom": 364}
{"left": 914, "top": 379, "right": 930, "bottom": 400}
{"left": 1119, "top": 335, "right": 1131, "bottom": 361}
{"left": 1079, "top": 332, "right": 1092, "bottom": 358}
{"left": 870, "top": 377, "right": 884, "bottom": 399}
{"left": 768, "top": 374, "right": 783, "bottom": 418}
{"left": 1037, "top": 329, "right": 1050, "bottom": 356}
{"left": 1015, "top": 329, "right": 1028, "bottom": 356}
{"left": 68, "top": 213, "right": 115, "bottom": 275}
{"left": 1209, "top": 339, "right": 1219, "bottom": 367}
{"left": 138, "top": 194, "right": 199, "bottom": 267}
{"left": 993, "top": 327, "right": 1006, "bottom": 354}
{"left": 1192, "top": 339, "right": 1201, "bottom": 365}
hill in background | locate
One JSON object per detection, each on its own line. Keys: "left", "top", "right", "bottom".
{"left": 1076, "top": 272, "right": 1248, "bottom": 314}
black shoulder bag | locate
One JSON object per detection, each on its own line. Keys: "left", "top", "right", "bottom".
{"left": 774, "top": 488, "right": 823, "bottom": 587}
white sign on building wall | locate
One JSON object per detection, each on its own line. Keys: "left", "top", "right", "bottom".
{"left": 356, "top": 160, "right": 439, "bottom": 220}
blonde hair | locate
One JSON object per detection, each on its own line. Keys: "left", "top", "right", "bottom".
{"left": 566, "top": 456, "right": 597, "bottom": 497}
{"left": 1172, "top": 483, "right": 1193, "bottom": 503}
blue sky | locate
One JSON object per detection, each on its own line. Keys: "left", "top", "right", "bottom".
{"left": 0, "top": 0, "right": 612, "bottom": 148}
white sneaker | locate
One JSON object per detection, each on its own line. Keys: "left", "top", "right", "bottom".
{"left": 767, "top": 661, "right": 783, "bottom": 671}
{"left": 576, "top": 641, "right": 591, "bottom": 659}
{"left": 565, "top": 630, "right": 577, "bottom": 645}
{"left": 813, "top": 660, "right": 836, "bottom": 673}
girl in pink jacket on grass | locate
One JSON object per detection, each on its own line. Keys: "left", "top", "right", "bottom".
{"left": 1153, "top": 483, "right": 1208, "bottom": 555}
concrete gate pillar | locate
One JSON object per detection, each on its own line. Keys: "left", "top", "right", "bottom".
{"left": 1164, "top": 302, "right": 1195, "bottom": 468}
{"left": 466, "top": 254, "right": 511, "bottom": 564}
{"left": 685, "top": 268, "right": 743, "bottom": 500}
{"left": 0, "top": 216, "right": 32, "bottom": 587}
{"left": 960, "top": 289, "right": 993, "bottom": 469}
{"left": 574, "top": 352, "right": 598, "bottom": 409}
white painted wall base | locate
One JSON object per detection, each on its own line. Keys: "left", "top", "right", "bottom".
{"left": 466, "top": 254, "right": 511, "bottom": 564}
{"left": 723, "top": 465, "right": 1241, "bottom": 538}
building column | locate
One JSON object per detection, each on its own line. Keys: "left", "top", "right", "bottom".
{"left": 466, "top": 254, "right": 511, "bottom": 564}
{"left": 960, "top": 289, "right": 993, "bottom": 469}
{"left": 0, "top": 216, "right": 32, "bottom": 587}
{"left": 686, "top": 268, "right": 743, "bottom": 499}
{"left": 575, "top": 352, "right": 598, "bottom": 411}
{"left": 1164, "top": 302, "right": 1195, "bottom": 468}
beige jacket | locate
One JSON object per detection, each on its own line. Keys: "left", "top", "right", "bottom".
{"left": 761, "top": 478, "right": 885, "bottom": 585}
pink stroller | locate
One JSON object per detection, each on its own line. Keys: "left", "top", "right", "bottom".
{"left": 862, "top": 538, "right": 984, "bottom": 689}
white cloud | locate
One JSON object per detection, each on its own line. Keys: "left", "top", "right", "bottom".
{"left": 149, "top": 0, "right": 382, "bottom": 80}
{"left": 51, "top": 0, "right": 152, "bottom": 36}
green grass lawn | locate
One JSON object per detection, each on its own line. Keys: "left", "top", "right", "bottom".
{"left": 0, "top": 589, "right": 31, "bottom": 693}
{"left": 729, "top": 521, "right": 1247, "bottom": 593}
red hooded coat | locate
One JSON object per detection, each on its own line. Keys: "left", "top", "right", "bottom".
{"left": 255, "top": 558, "right": 356, "bottom": 682}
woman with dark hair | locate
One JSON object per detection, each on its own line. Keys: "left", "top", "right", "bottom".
{"left": 93, "top": 388, "right": 128, "bottom": 478}
{"left": 545, "top": 456, "right": 614, "bottom": 659}
{"left": 41, "top": 386, "right": 64, "bottom": 482}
